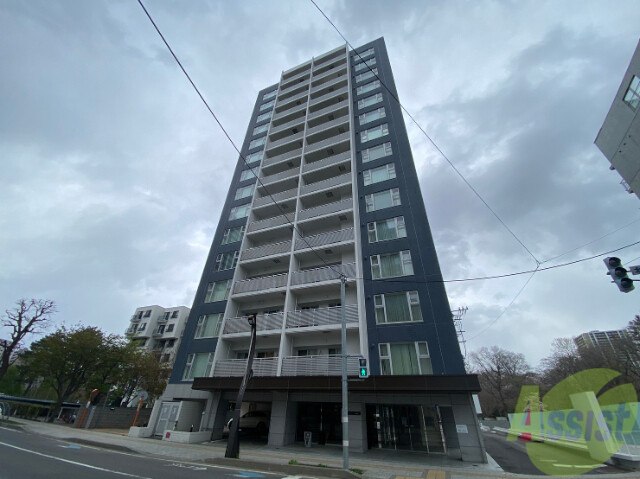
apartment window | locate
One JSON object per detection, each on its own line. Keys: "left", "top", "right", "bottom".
{"left": 374, "top": 291, "right": 422, "bottom": 324}
{"left": 379, "top": 342, "right": 433, "bottom": 375}
{"left": 240, "top": 169, "right": 257, "bottom": 182}
{"left": 139, "top": 323, "right": 147, "bottom": 331}
{"left": 363, "top": 162, "right": 396, "bottom": 186}
{"left": 259, "top": 99, "right": 275, "bottom": 112}
{"left": 235, "top": 184, "right": 254, "bottom": 200}
{"left": 171, "top": 310, "right": 178, "bottom": 318}
{"left": 256, "top": 111, "right": 272, "bottom": 123}
{"left": 167, "top": 339, "right": 175, "bottom": 348}
{"left": 160, "top": 354, "right": 171, "bottom": 363}
{"left": 368, "top": 216, "right": 406, "bottom": 243}
{"left": 371, "top": 250, "right": 414, "bottom": 279}
{"left": 162, "top": 312, "right": 170, "bottom": 320}
{"left": 249, "top": 136, "right": 266, "bottom": 150}
{"left": 157, "top": 325, "right": 165, "bottom": 334}
{"left": 222, "top": 225, "right": 245, "bottom": 245}
{"left": 354, "top": 57, "right": 377, "bottom": 72}
{"left": 204, "top": 280, "right": 231, "bottom": 303}
{"left": 194, "top": 313, "right": 223, "bottom": 338}
{"left": 362, "top": 142, "right": 393, "bottom": 163}
{"left": 365, "top": 187, "right": 401, "bottom": 212}
{"left": 245, "top": 151, "right": 263, "bottom": 164}
{"left": 360, "top": 123, "right": 389, "bottom": 143}
{"left": 358, "top": 93, "right": 383, "bottom": 110}
{"left": 136, "top": 311, "right": 143, "bottom": 319}
{"left": 623, "top": 76, "right": 640, "bottom": 111}
{"left": 262, "top": 90, "right": 277, "bottom": 101}
{"left": 228, "top": 203, "right": 250, "bottom": 221}
{"left": 215, "top": 251, "right": 239, "bottom": 271}
{"left": 359, "top": 107, "right": 386, "bottom": 126}
{"left": 252, "top": 124, "right": 269, "bottom": 136}
{"left": 356, "top": 80, "right": 381, "bottom": 96}
{"left": 166, "top": 324, "right": 175, "bottom": 332}
{"left": 144, "top": 310, "right": 151, "bottom": 317}
{"left": 355, "top": 68, "right": 378, "bottom": 84}
{"left": 182, "top": 352, "right": 214, "bottom": 380}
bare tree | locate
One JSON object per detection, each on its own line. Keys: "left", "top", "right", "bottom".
{"left": 1, "top": 299, "right": 56, "bottom": 381}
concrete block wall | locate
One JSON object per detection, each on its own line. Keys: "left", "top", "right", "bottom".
{"left": 76, "top": 405, "right": 152, "bottom": 429}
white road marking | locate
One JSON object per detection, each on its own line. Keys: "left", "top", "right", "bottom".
{"left": 0, "top": 426, "right": 22, "bottom": 432}
{"left": 167, "top": 462, "right": 207, "bottom": 471}
{"left": 0, "top": 440, "right": 153, "bottom": 478}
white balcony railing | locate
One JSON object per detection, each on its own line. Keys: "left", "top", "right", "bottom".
{"left": 297, "top": 198, "right": 352, "bottom": 221}
{"left": 305, "top": 115, "right": 349, "bottom": 137}
{"left": 260, "top": 167, "right": 300, "bottom": 186}
{"left": 310, "top": 73, "right": 347, "bottom": 95}
{"left": 280, "top": 355, "right": 359, "bottom": 376}
{"left": 311, "top": 66, "right": 347, "bottom": 88}
{"left": 223, "top": 312, "right": 285, "bottom": 335}
{"left": 300, "top": 172, "right": 351, "bottom": 196}
{"left": 233, "top": 272, "right": 288, "bottom": 294}
{"left": 290, "top": 262, "right": 356, "bottom": 286}
{"left": 295, "top": 227, "right": 354, "bottom": 251}
{"left": 302, "top": 151, "right": 351, "bottom": 174}
{"left": 275, "top": 90, "right": 308, "bottom": 110}
{"left": 241, "top": 240, "right": 292, "bottom": 261}
{"left": 304, "top": 132, "right": 350, "bottom": 155}
{"left": 309, "top": 86, "right": 348, "bottom": 108}
{"left": 307, "top": 99, "right": 349, "bottom": 121}
{"left": 213, "top": 357, "right": 279, "bottom": 377}
{"left": 263, "top": 148, "right": 302, "bottom": 168}
{"left": 247, "top": 214, "right": 293, "bottom": 233}
{"left": 286, "top": 304, "right": 358, "bottom": 328}
{"left": 253, "top": 188, "right": 297, "bottom": 208}
{"left": 125, "top": 327, "right": 135, "bottom": 335}
{"left": 266, "top": 131, "right": 303, "bottom": 152}
{"left": 269, "top": 116, "right": 306, "bottom": 137}
{"left": 272, "top": 103, "right": 307, "bottom": 122}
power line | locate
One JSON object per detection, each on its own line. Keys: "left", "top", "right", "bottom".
{"left": 308, "top": 0, "right": 540, "bottom": 267}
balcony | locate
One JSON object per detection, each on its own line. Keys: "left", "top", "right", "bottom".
{"left": 269, "top": 116, "right": 305, "bottom": 138}
{"left": 305, "top": 115, "right": 349, "bottom": 138}
{"left": 213, "top": 357, "right": 278, "bottom": 377}
{"left": 306, "top": 99, "right": 349, "bottom": 122}
{"left": 130, "top": 315, "right": 141, "bottom": 322}
{"left": 223, "top": 312, "right": 285, "bottom": 335}
{"left": 265, "top": 131, "right": 303, "bottom": 153}
{"left": 298, "top": 198, "right": 352, "bottom": 221}
{"left": 233, "top": 272, "right": 288, "bottom": 294}
{"left": 300, "top": 172, "right": 351, "bottom": 197}
{"left": 263, "top": 148, "right": 302, "bottom": 168}
{"left": 275, "top": 90, "right": 308, "bottom": 112}
{"left": 304, "top": 132, "right": 350, "bottom": 156}
{"left": 310, "top": 74, "right": 347, "bottom": 95}
{"left": 125, "top": 327, "right": 135, "bottom": 336}
{"left": 286, "top": 304, "right": 358, "bottom": 328}
{"left": 303, "top": 151, "right": 351, "bottom": 175}
{"left": 272, "top": 102, "right": 307, "bottom": 123}
{"left": 152, "top": 328, "right": 163, "bottom": 337}
{"left": 309, "top": 86, "right": 348, "bottom": 109}
{"left": 280, "top": 355, "right": 359, "bottom": 376}
{"left": 247, "top": 214, "right": 293, "bottom": 233}
{"left": 241, "top": 240, "right": 292, "bottom": 261}
{"left": 295, "top": 227, "right": 354, "bottom": 251}
{"left": 260, "top": 167, "right": 299, "bottom": 187}
{"left": 312, "top": 55, "right": 347, "bottom": 76}
{"left": 311, "top": 66, "right": 347, "bottom": 89}
{"left": 253, "top": 187, "right": 297, "bottom": 209}
{"left": 290, "top": 262, "right": 356, "bottom": 286}
{"left": 156, "top": 316, "right": 168, "bottom": 323}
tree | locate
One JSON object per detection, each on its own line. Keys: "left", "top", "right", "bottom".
{"left": 0, "top": 299, "right": 56, "bottom": 381}
{"left": 469, "top": 346, "right": 532, "bottom": 417}
{"left": 113, "top": 348, "right": 171, "bottom": 406}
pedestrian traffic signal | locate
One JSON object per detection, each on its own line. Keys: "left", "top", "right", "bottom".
{"left": 359, "top": 358, "right": 368, "bottom": 378}
{"left": 603, "top": 257, "right": 635, "bottom": 293}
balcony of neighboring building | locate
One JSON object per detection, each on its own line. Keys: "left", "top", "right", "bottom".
{"left": 312, "top": 52, "right": 347, "bottom": 77}
{"left": 297, "top": 197, "right": 353, "bottom": 228}
{"left": 293, "top": 227, "right": 355, "bottom": 255}
{"left": 239, "top": 238, "right": 292, "bottom": 266}
{"left": 310, "top": 65, "right": 348, "bottom": 90}
{"left": 232, "top": 269, "right": 289, "bottom": 297}
{"left": 213, "top": 336, "right": 281, "bottom": 377}
{"left": 306, "top": 99, "right": 349, "bottom": 126}
{"left": 274, "top": 89, "right": 309, "bottom": 115}
{"left": 285, "top": 304, "right": 358, "bottom": 330}
{"left": 258, "top": 164, "right": 300, "bottom": 193}
{"left": 280, "top": 355, "right": 359, "bottom": 377}
{"left": 308, "top": 85, "right": 349, "bottom": 114}
{"left": 280, "top": 62, "right": 311, "bottom": 87}
{"left": 213, "top": 357, "right": 279, "bottom": 377}
{"left": 269, "top": 115, "right": 305, "bottom": 141}
{"left": 246, "top": 212, "right": 294, "bottom": 235}
{"left": 277, "top": 81, "right": 305, "bottom": 103}
{"left": 264, "top": 131, "right": 303, "bottom": 158}
{"left": 262, "top": 147, "right": 302, "bottom": 170}
{"left": 305, "top": 114, "right": 349, "bottom": 140}
{"left": 289, "top": 261, "right": 357, "bottom": 290}
{"left": 251, "top": 187, "right": 296, "bottom": 217}
{"left": 302, "top": 150, "right": 351, "bottom": 177}
{"left": 303, "top": 131, "right": 350, "bottom": 163}
{"left": 130, "top": 314, "right": 141, "bottom": 323}
{"left": 221, "top": 311, "right": 285, "bottom": 338}
{"left": 271, "top": 102, "right": 307, "bottom": 125}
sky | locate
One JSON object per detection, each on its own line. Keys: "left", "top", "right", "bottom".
{"left": 1, "top": 0, "right": 639, "bottom": 369}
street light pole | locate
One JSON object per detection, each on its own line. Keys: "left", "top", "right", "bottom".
{"left": 340, "top": 274, "right": 349, "bottom": 470}
{"left": 225, "top": 314, "right": 257, "bottom": 459}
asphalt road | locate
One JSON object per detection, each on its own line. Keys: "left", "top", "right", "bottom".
{"left": 482, "top": 430, "right": 626, "bottom": 475}
{"left": 0, "top": 425, "right": 292, "bottom": 479}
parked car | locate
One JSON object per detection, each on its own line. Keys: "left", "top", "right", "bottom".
{"left": 226, "top": 410, "right": 270, "bottom": 435}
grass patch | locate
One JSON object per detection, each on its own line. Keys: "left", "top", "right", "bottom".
{"left": 350, "top": 469, "right": 364, "bottom": 475}
{"left": 288, "top": 459, "right": 299, "bottom": 465}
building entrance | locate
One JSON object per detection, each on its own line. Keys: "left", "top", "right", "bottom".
{"left": 296, "top": 402, "right": 342, "bottom": 445}
{"left": 366, "top": 404, "right": 446, "bottom": 453}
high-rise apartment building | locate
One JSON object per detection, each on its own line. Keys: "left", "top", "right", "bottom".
{"left": 142, "top": 38, "right": 484, "bottom": 462}
{"left": 574, "top": 329, "right": 630, "bottom": 352}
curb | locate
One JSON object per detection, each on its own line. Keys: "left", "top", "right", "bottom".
{"left": 206, "top": 457, "right": 363, "bottom": 479}
{"left": 63, "top": 438, "right": 137, "bottom": 454}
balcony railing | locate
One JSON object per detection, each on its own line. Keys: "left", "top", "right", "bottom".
{"left": 152, "top": 328, "right": 164, "bottom": 337}
{"left": 272, "top": 103, "right": 307, "bottom": 122}
{"left": 280, "top": 68, "right": 310, "bottom": 89}
{"left": 309, "top": 86, "right": 348, "bottom": 108}
{"left": 156, "top": 316, "right": 168, "bottom": 323}
{"left": 125, "top": 327, "right": 135, "bottom": 335}
{"left": 310, "top": 73, "right": 347, "bottom": 95}
{"left": 276, "top": 90, "right": 308, "bottom": 110}
{"left": 269, "top": 116, "right": 305, "bottom": 137}
{"left": 253, "top": 187, "right": 297, "bottom": 208}
{"left": 280, "top": 355, "right": 359, "bottom": 376}
{"left": 233, "top": 272, "right": 288, "bottom": 294}
{"left": 304, "top": 132, "right": 350, "bottom": 155}
{"left": 223, "top": 312, "right": 285, "bottom": 334}
{"left": 263, "top": 148, "right": 302, "bottom": 168}
{"left": 305, "top": 115, "right": 349, "bottom": 137}
{"left": 303, "top": 151, "right": 351, "bottom": 174}
{"left": 260, "top": 167, "right": 300, "bottom": 186}
{"left": 241, "top": 240, "right": 292, "bottom": 261}
{"left": 312, "top": 54, "right": 347, "bottom": 73}
{"left": 290, "top": 262, "right": 356, "bottom": 286}
{"left": 295, "top": 227, "right": 354, "bottom": 251}
{"left": 300, "top": 172, "right": 351, "bottom": 196}
{"left": 213, "top": 357, "right": 278, "bottom": 377}
{"left": 286, "top": 304, "right": 358, "bottom": 328}
{"left": 130, "top": 315, "right": 141, "bottom": 322}
{"left": 306, "top": 99, "right": 349, "bottom": 121}
{"left": 266, "top": 131, "right": 303, "bottom": 151}
{"left": 297, "top": 198, "right": 352, "bottom": 221}
{"left": 247, "top": 214, "right": 293, "bottom": 233}
{"left": 311, "top": 66, "right": 347, "bottom": 88}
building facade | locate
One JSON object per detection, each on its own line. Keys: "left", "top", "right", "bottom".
{"left": 143, "top": 38, "right": 484, "bottom": 462}
{"left": 574, "top": 329, "right": 630, "bottom": 352}
{"left": 595, "top": 39, "right": 640, "bottom": 199}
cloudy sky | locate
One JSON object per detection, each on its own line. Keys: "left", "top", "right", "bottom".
{"left": 1, "top": 0, "right": 639, "bottom": 369}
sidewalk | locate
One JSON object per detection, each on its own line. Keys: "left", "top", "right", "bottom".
{"left": 5, "top": 418, "right": 637, "bottom": 479}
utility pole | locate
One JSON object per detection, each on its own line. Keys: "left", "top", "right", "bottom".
{"left": 340, "top": 274, "right": 349, "bottom": 470}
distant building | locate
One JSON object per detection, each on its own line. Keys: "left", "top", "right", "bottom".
{"left": 595, "top": 39, "right": 640, "bottom": 199}
{"left": 574, "top": 329, "right": 630, "bottom": 352}
{"left": 124, "top": 305, "right": 189, "bottom": 365}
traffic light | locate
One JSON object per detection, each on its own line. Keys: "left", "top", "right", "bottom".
{"left": 359, "top": 358, "right": 368, "bottom": 378}
{"left": 603, "top": 257, "right": 635, "bottom": 293}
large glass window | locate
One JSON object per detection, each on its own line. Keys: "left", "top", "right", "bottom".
{"left": 229, "top": 203, "right": 250, "bottom": 221}
{"left": 356, "top": 80, "right": 381, "bottom": 96}
{"left": 249, "top": 136, "right": 266, "bottom": 150}
{"left": 215, "top": 251, "right": 239, "bottom": 271}
{"left": 355, "top": 68, "right": 379, "bottom": 84}
{"left": 194, "top": 313, "right": 223, "bottom": 338}
{"left": 222, "top": 225, "right": 245, "bottom": 245}
{"left": 235, "top": 184, "right": 254, "bottom": 200}
{"left": 256, "top": 111, "right": 272, "bottom": 123}
{"left": 240, "top": 169, "right": 257, "bottom": 182}
{"left": 363, "top": 163, "right": 396, "bottom": 186}
{"left": 368, "top": 216, "right": 406, "bottom": 243}
{"left": 358, "top": 93, "right": 383, "bottom": 110}
{"left": 253, "top": 124, "right": 269, "bottom": 136}
{"left": 374, "top": 291, "right": 422, "bottom": 324}
{"left": 371, "top": 250, "right": 413, "bottom": 279}
{"left": 359, "top": 107, "right": 386, "bottom": 126}
{"left": 259, "top": 99, "right": 275, "bottom": 112}
{"left": 365, "top": 187, "right": 401, "bottom": 212}
{"left": 379, "top": 342, "right": 432, "bottom": 375}
{"left": 360, "top": 123, "right": 389, "bottom": 143}
{"left": 362, "top": 142, "right": 392, "bottom": 163}
{"left": 245, "top": 151, "right": 263, "bottom": 165}
{"left": 624, "top": 76, "right": 640, "bottom": 111}
{"left": 204, "top": 280, "right": 230, "bottom": 303}
{"left": 354, "top": 57, "right": 376, "bottom": 72}
{"left": 182, "top": 352, "right": 214, "bottom": 380}
{"left": 354, "top": 47, "right": 375, "bottom": 61}
{"left": 262, "top": 90, "right": 277, "bottom": 101}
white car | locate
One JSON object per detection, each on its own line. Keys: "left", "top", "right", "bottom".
{"left": 226, "top": 410, "right": 270, "bottom": 435}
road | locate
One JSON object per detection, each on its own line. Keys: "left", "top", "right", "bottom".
{"left": 482, "top": 430, "right": 626, "bottom": 475}
{"left": 0, "top": 425, "right": 294, "bottom": 479}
